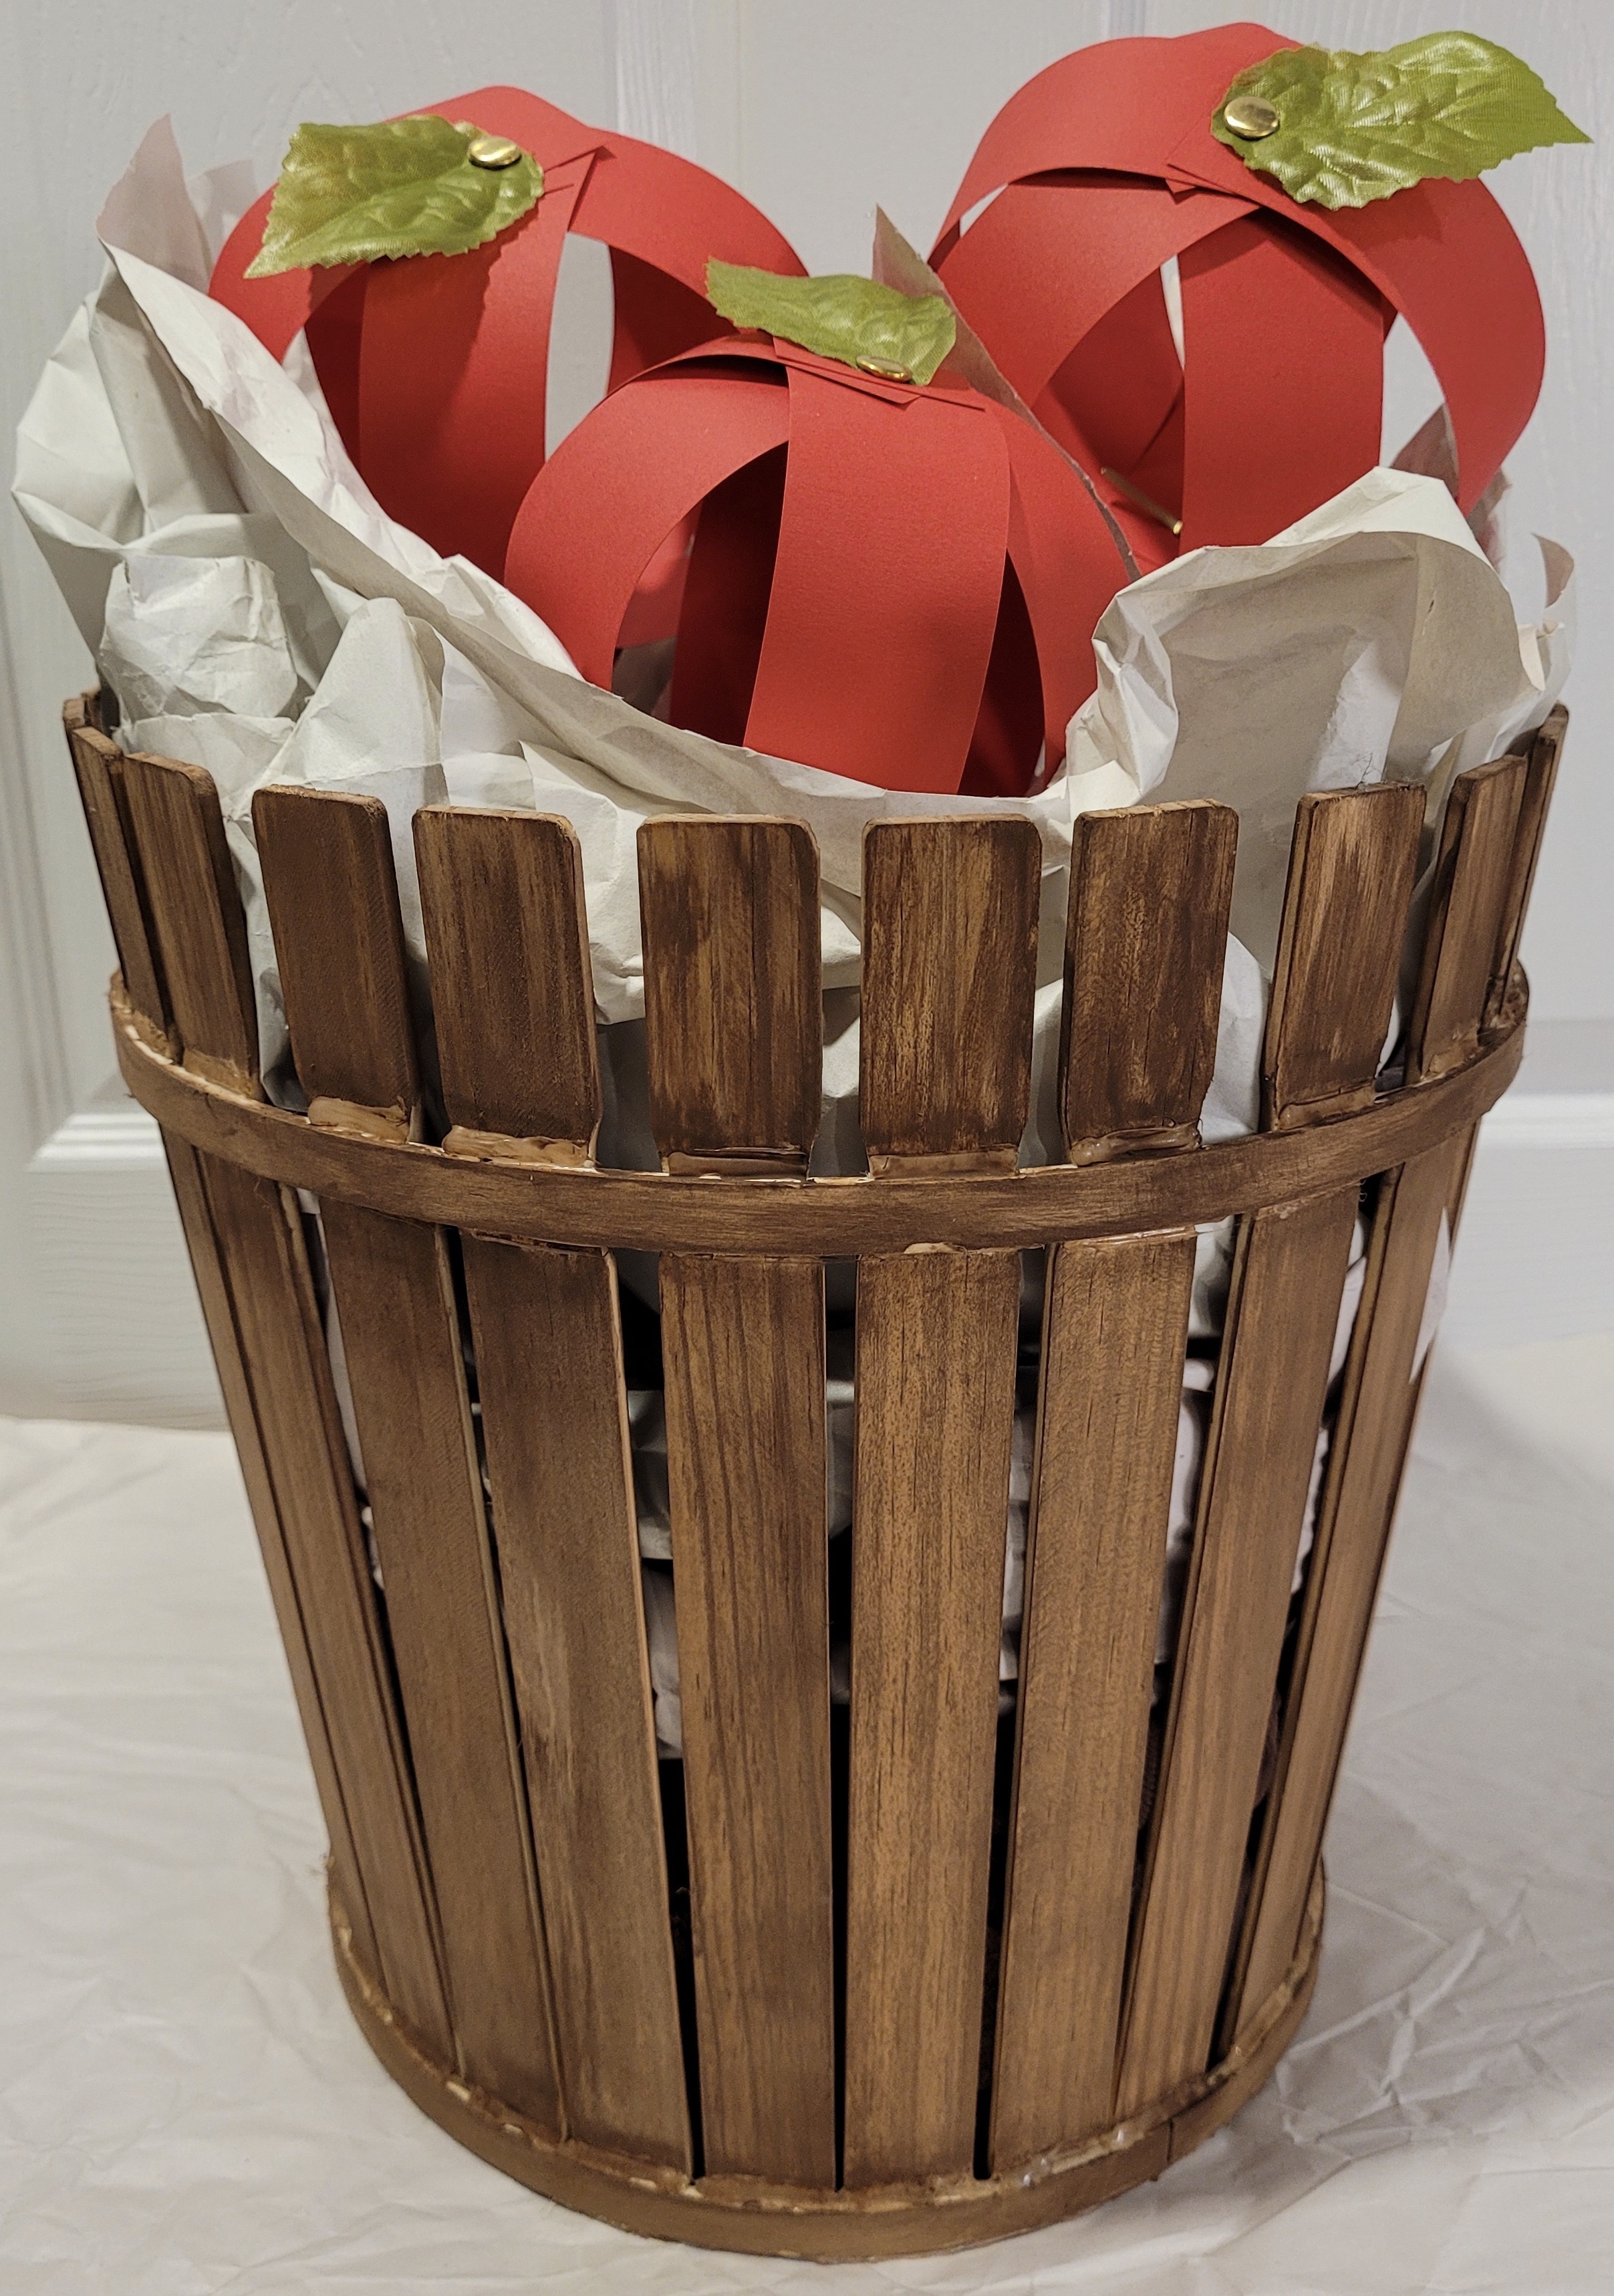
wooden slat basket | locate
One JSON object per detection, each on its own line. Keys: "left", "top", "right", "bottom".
{"left": 65, "top": 690, "right": 1563, "bottom": 2261}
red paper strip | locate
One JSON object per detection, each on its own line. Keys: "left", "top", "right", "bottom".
{"left": 353, "top": 156, "right": 591, "bottom": 574}
{"left": 991, "top": 409, "right": 1117, "bottom": 765}
{"left": 933, "top": 25, "right": 1274, "bottom": 256}
{"left": 940, "top": 174, "right": 1247, "bottom": 412}
{"left": 746, "top": 363, "right": 1008, "bottom": 793}
{"left": 1180, "top": 214, "right": 1387, "bottom": 549}
{"left": 503, "top": 352, "right": 791, "bottom": 688}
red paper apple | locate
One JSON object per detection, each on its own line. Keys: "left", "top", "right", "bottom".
{"left": 503, "top": 330, "right": 1129, "bottom": 797}
{"left": 211, "top": 87, "right": 803, "bottom": 579}
{"left": 930, "top": 25, "right": 1545, "bottom": 571}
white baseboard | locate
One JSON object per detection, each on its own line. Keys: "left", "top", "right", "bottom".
{"left": 14, "top": 1089, "right": 1613, "bottom": 1430}
{"left": 1444, "top": 1094, "right": 1614, "bottom": 1351}
{"left": 21, "top": 1107, "right": 224, "bottom": 1429}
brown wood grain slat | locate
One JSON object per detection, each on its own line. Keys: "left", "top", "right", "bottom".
{"left": 990, "top": 802, "right": 1230, "bottom": 2168}
{"left": 844, "top": 817, "right": 1035, "bottom": 2184}
{"left": 420, "top": 805, "right": 686, "bottom": 2166}
{"left": 414, "top": 807, "right": 601, "bottom": 1157}
{"left": 641, "top": 816, "right": 835, "bottom": 2183}
{"left": 660, "top": 1255, "right": 837, "bottom": 2184}
{"left": 253, "top": 787, "right": 419, "bottom": 1133}
{"left": 1115, "top": 1182, "right": 1358, "bottom": 2116}
{"left": 1228, "top": 1134, "right": 1462, "bottom": 2037}
{"left": 1061, "top": 801, "right": 1236, "bottom": 1161}
{"left": 187, "top": 1153, "right": 452, "bottom": 2052}
{"left": 638, "top": 817, "right": 821, "bottom": 1174}
{"left": 1261, "top": 783, "right": 1425, "bottom": 1128}
{"left": 1484, "top": 708, "right": 1565, "bottom": 1029}
{"left": 116, "top": 743, "right": 447, "bottom": 2047}
{"left": 257, "top": 787, "right": 560, "bottom": 2127}
{"left": 1405, "top": 753, "right": 1528, "bottom": 1084}
{"left": 861, "top": 816, "right": 1041, "bottom": 1172}
{"left": 461, "top": 1235, "right": 691, "bottom": 2168}
{"left": 122, "top": 751, "right": 259, "bottom": 1093}
{"left": 63, "top": 695, "right": 173, "bottom": 1047}
{"left": 162, "top": 1134, "right": 378, "bottom": 1983}
{"left": 1115, "top": 777, "right": 1422, "bottom": 2112}
{"left": 317, "top": 1200, "right": 561, "bottom": 2125}
{"left": 844, "top": 1245, "right": 1021, "bottom": 2184}
{"left": 990, "top": 1232, "right": 1196, "bottom": 2166}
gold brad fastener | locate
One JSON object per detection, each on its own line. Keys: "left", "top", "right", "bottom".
{"left": 1222, "top": 94, "right": 1280, "bottom": 140}
{"left": 466, "top": 131, "right": 525, "bottom": 170}
{"left": 855, "top": 354, "right": 913, "bottom": 382}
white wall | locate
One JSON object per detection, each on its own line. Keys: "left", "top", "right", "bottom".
{"left": 0, "top": 0, "right": 1609, "bottom": 1422}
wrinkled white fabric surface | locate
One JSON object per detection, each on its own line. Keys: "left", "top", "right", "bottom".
{"left": 2, "top": 1331, "right": 1610, "bottom": 2294}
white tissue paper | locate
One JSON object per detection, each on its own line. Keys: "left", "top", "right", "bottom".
{"left": 11, "top": 120, "right": 1573, "bottom": 1758}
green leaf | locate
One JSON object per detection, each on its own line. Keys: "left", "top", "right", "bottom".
{"left": 706, "top": 261, "right": 956, "bottom": 386}
{"left": 245, "top": 117, "right": 543, "bottom": 275}
{"left": 1212, "top": 33, "right": 1590, "bottom": 211}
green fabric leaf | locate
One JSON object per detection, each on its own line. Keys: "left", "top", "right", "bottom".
{"left": 245, "top": 117, "right": 543, "bottom": 275}
{"left": 1212, "top": 34, "right": 1590, "bottom": 210}
{"left": 706, "top": 261, "right": 956, "bottom": 386}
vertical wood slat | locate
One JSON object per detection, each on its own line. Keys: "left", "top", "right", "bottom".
{"left": 641, "top": 817, "right": 836, "bottom": 2186}
{"left": 162, "top": 1137, "right": 379, "bottom": 1983}
{"left": 1060, "top": 801, "right": 1236, "bottom": 1162}
{"left": 639, "top": 816, "right": 822, "bottom": 1174}
{"left": 1405, "top": 752, "right": 1529, "bottom": 1084}
{"left": 255, "top": 785, "right": 561, "bottom": 2129}
{"left": 1227, "top": 1132, "right": 1463, "bottom": 2040}
{"left": 120, "top": 752, "right": 260, "bottom": 1094}
{"left": 1484, "top": 707, "right": 1566, "bottom": 1029}
{"left": 416, "top": 809, "right": 690, "bottom": 2172}
{"left": 860, "top": 815, "right": 1041, "bottom": 1172}
{"left": 989, "top": 802, "right": 1234, "bottom": 2170}
{"left": 1223, "top": 738, "right": 1565, "bottom": 2047}
{"left": 1115, "top": 783, "right": 1420, "bottom": 2114}
{"left": 113, "top": 756, "right": 451, "bottom": 2055}
{"left": 843, "top": 816, "right": 1040, "bottom": 2186}
{"left": 1261, "top": 783, "right": 1426, "bottom": 1129}
{"left": 415, "top": 807, "right": 601, "bottom": 1160}
{"left": 1115, "top": 1187, "right": 1357, "bottom": 2115}
{"left": 62, "top": 696, "right": 174, "bottom": 1049}
{"left": 251, "top": 787, "right": 419, "bottom": 1135}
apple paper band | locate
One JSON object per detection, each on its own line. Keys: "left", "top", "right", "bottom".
{"left": 503, "top": 337, "right": 1127, "bottom": 796}
{"left": 932, "top": 24, "right": 1546, "bottom": 530}
{"left": 211, "top": 84, "right": 803, "bottom": 578}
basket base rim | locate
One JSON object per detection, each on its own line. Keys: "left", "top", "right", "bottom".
{"left": 328, "top": 1866, "right": 1323, "bottom": 2262}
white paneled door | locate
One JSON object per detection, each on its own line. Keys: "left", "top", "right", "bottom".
{"left": 1, "top": 1, "right": 1607, "bottom": 1422}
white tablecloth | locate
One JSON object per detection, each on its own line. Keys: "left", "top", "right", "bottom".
{"left": 3, "top": 1333, "right": 1611, "bottom": 2294}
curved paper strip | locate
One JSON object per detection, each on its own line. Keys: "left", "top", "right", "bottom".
{"left": 1179, "top": 213, "right": 1387, "bottom": 548}
{"left": 932, "top": 26, "right": 1270, "bottom": 252}
{"left": 996, "top": 406, "right": 1115, "bottom": 763}
{"left": 212, "top": 193, "right": 355, "bottom": 360}
{"left": 745, "top": 360, "right": 1009, "bottom": 794}
{"left": 932, "top": 24, "right": 1544, "bottom": 513}
{"left": 503, "top": 353, "right": 791, "bottom": 689}
{"left": 1168, "top": 113, "right": 1542, "bottom": 513}
{"left": 353, "top": 156, "right": 589, "bottom": 576}
{"left": 667, "top": 448, "right": 788, "bottom": 745}
{"left": 939, "top": 174, "right": 1247, "bottom": 413}
{"left": 1032, "top": 280, "right": 1184, "bottom": 572}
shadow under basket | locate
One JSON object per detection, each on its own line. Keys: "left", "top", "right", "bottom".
{"left": 65, "top": 689, "right": 1563, "bottom": 2262}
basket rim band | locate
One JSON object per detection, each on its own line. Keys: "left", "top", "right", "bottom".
{"left": 114, "top": 975, "right": 1523, "bottom": 1255}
